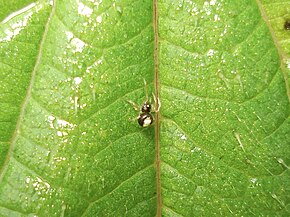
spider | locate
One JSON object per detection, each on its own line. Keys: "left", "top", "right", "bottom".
{"left": 127, "top": 80, "right": 160, "bottom": 127}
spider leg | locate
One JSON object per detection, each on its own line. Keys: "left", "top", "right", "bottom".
{"left": 143, "top": 79, "right": 149, "bottom": 102}
{"left": 128, "top": 115, "right": 140, "bottom": 122}
{"left": 152, "top": 93, "right": 161, "bottom": 112}
{"left": 127, "top": 100, "right": 139, "bottom": 111}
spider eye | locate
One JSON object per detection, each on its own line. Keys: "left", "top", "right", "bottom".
{"left": 141, "top": 102, "right": 151, "bottom": 113}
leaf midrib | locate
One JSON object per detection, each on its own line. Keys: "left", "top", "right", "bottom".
{"left": 153, "top": 0, "right": 162, "bottom": 216}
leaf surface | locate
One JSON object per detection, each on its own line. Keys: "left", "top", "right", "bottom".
{"left": 0, "top": 0, "right": 289, "bottom": 216}
{"left": 159, "top": 0, "right": 290, "bottom": 215}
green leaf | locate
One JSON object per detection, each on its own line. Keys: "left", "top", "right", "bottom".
{"left": 159, "top": 0, "right": 290, "bottom": 216}
{"left": 0, "top": 0, "right": 289, "bottom": 216}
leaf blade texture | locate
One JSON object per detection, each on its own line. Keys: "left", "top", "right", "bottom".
{"left": 0, "top": 0, "right": 289, "bottom": 216}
